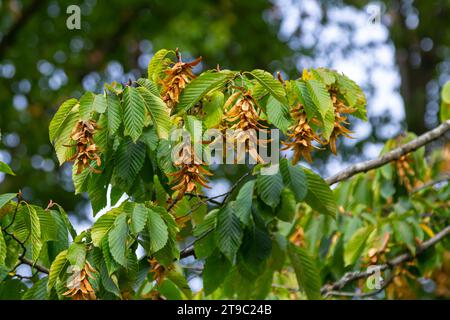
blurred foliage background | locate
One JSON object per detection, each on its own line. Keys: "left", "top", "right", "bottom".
{"left": 0, "top": 0, "right": 449, "bottom": 223}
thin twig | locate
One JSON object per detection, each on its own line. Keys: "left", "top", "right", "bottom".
{"left": 325, "top": 120, "right": 450, "bottom": 185}
{"left": 324, "top": 273, "right": 396, "bottom": 298}
{"left": 412, "top": 173, "right": 450, "bottom": 193}
{"left": 19, "top": 257, "right": 49, "bottom": 274}
{"left": 178, "top": 172, "right": 252, "bottom": 259}
{"left": 321, "top": 225, "right": 450, "bottom": 295}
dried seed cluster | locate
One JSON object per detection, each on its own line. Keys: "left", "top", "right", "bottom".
{"left": 67, "top": 120, "right": 101, "bottom": 174}
{"left": 282, "top": 104, "right": 321, "bottom": 163}
{"left": 222, "top": 90, "right": 268, "bottom": 163}
{"left": 328, "top": 90, "right": 355, "bottom": 155}
{"left": 63, "top": 261, "right": 98, "bottom": 300}
{"left": 283, "top": 87, "right": 356, "bottom": 163}
{"left": 148, "top": 258, "right": 167, "bottom": 284}
{"left": 396, "top": 154, "right": 415, "bottom": 191}
{"left": 161, "top": 53, "right": 202, "bottom": 110}
{"left": 169, "top": 145, "right": 212, "bottom": 199}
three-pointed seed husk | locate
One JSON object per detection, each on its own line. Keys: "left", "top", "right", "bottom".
{"left": 66, "top": 119, "right": 102, "bottom": 174}
{"left": 160, "top": 52, "right": 202, "bottom": 110}
{"left": 62, "top": 261, "right": 98, "bottom": 300}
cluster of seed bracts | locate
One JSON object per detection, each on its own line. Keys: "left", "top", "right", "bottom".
{"left": 396, "top": 154, "right": 416, "bottom": 191}
{"left": 221, "top": 90, "right": 268, "bottom": 163}
{"left": 62, "top": 261, "right": 98, "bottom": 300}
{"left": 168, "top": 145, "right": 212, "bottom": 199}
{"left": 67, "top": 120, "right": 102, "bottom": 174}
{"left": 328, "top": 89, "right": 356, "bottom": 155}
{"left": 160, "top": 51, "right": 202, "bottom": 110}
{"left": 283, "top": 86, "right": 356, "bottom": 163}
{"left": 282, "top": 104, "right": 321, "bottom": 164}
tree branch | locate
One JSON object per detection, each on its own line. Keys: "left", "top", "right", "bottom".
{"left": 325, "top": 120, "right": 450, "bottom": 185}
{"left": 19, "top": 257, "right": 49, "bottom": 274}
{"left": 321, "top": 225, "right": 450, "bottom": 296}
{"left": 412, "top": 173, "right": 450, "bottom": 193}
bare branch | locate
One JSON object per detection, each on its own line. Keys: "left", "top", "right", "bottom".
{"left": 19, "top": 257, "right": 49, "bottom": 274}
{"left": 321, "top": 225, "right": 450, "bottom": 295}
{"left": 412, "top": 173, "right": 450, "bottom": 193}
{"left": 325, "top": 120, "right": 450, "bottom": 185}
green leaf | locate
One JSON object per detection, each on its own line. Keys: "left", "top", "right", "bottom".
{"left": 147, "top": 49, "right": 175, "bottom": 83}
{"left": 114, "top": 138, "right": 146, "bottom": 189}
{"left": 250, "top": 69, "right": 287, "bottom": 104}
{"left": 23, "top": 277, "right": 48, "bottom": 300}
{"left": 278, "top": 188, "right": 296, "bottom": 222}
{"left": 130, "top": 203, "right": 148, "bottom": 235}
{"left": 215, "top": 203, "right": 243, "bottom": 263}
{"left": 440, "top": 81, "right": 450, "bottom": 122}
{"left": 442, "top": 81, "right": 450, "bottom": 104}
{"left": 47, "top": 250, "right": 68, "bottom": 292}
{"left": 93, "top": 93, "right": 107, "bottom": 113}
{"left": 166, "top": 266, "right": 192, "bottom": 298}
{"left": 312, "top": 68, "right": 336, "bottom": 86}
{"left": 0, "top": 229, "right": 6, "bottom": 265}
{"left": 176, "top": 71, "right": 233, "bottom": 113}
{"left": 106, "top": 93, "right": 122, "bottom": 135}
{"left": 266, "top": 96, "right": 292, "bottom": 133}
{"left": 136, "top": 78, "right": 160, "bottom": 96}
{"left": 0, "top": 193, "right": 16, "bottom": 210}
{"left": 49, "top": 98, "right": 78, "bottom": 143}
{"left": 137, "top": 86, "right": 171, "bottom": 139}
{"left": 287, "top": 243, "right": 322, "bottom": 300}
{"left": 79, "top": 91, "right": 95, "bottom": 120}
{"left": 101, "top": 235, "right": 120, "bottom": 276}
{"left": 304, "top": 169, "right": 337, "bottom": 218}
{"left": 235, "top": 180, "right": 255, "bottom": 225}
{"left": 67, "top": 243, "right": 86, "bottom": 269}
{"left": 27, "top": 205, "right": 42, "bottom": 262}
{"left": 203, "top": 91, "right": 225, "bottom": 128}
{"left": 305, "top": 80, "right": 334, "bottom": 140}
{"left": 280, "top": 159, "right": 307, "bottom": 201}
{"left": 393, "top": 221, "right": 416, "bottom": 254}
{"left": 295, "top": 80, "right": 316, "bottom": 121}
{"left": 91, "top": 209, "right": 120, "bottom": 247}
{"left": 335, "top": 72, "right": 367, "bottom": 120}
{"left": 100, "top": 262, "right": 121, "bottom": 298}
{"left": 54, "top": 109, "right": 79, "bottom": 165}
{"left": 52, "top": 203, "right": 77, "bottom": 240}
{"left": 147, "top": 208, "right": 169, "bottom": 253}
{"left": 87, "top": 172, "right": 108, "bottom": 216}
{"left": 344, "top": 225, "right": 374, "bottom": 266}
{"left": 123, "top": 86, "right": 146, "bottom": 142}
{"left": 72, "top": 166, "right": 90, "bottom": 194}
{"left": 256, "top": 171, "right": 284, "bottom": 209}
{"left": 203, "top": 252, "right": 231, "bottom": 295}
{"left": 0, "top": 161, "right": 14, "bottom": 176}
{"left": 108, "top": 213, "right": 129, "bottom": 267}
{"left": 35, "top": 207, "right": 57, "bottom": 242}
{"left": 193, "top": 209, "right": 218, "bottom": 237}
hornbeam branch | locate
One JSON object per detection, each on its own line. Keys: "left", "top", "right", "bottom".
{"left": 325, "top": 120, "right": 450, "bottom": 185}
{"left": 412, "top": 173, "right": 450, "bottom": 193}
{"left": 321, "top": 225, "right": 450, "bottom": 296}
{"left": 19, "top": 257, "right": 49, "bottom": 274}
